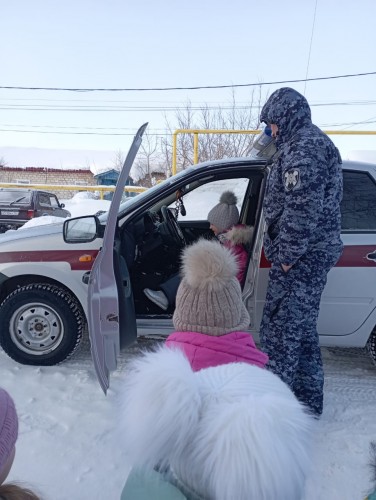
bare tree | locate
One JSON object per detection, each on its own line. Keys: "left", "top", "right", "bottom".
{"left": 132, "top": 132, "right": 164, "bottom": 187}
{"left": 112, "top": 149, "right": 125, "bottom": 172}
{"left": 122, "top": 89, "right": 266, "bottom": 185}
{"left": 160, "top": 87, "right": 264, "bottom": 173}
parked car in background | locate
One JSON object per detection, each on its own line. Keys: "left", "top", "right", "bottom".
{"left": 0, "top": 125, "right": 375, "bottom": 392}
{"left": 0, "top": 188, "right": 71, "bottom": 232}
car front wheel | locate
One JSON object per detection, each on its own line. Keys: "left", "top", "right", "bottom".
{"left": 0, "top": 283, "right": 85, "bottom": 365}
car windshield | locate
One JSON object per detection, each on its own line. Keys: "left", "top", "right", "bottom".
{"left": 0, "top": 191, "right": 32, "bottom": 204}
{"left": 97, "top": 167, "right": 196, "bottom": 222}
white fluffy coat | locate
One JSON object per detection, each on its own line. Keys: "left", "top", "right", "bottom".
{"left": 121, "top": 347, "right": 315, "bottom": 500}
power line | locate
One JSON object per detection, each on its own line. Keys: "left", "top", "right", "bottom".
{"left": 1, "top": 97, "right": 376, "bottom": 106}
{"left": 2, "top": 122, "right": 376, "bottom": 137}
{"left": 0, "top": 124, "right": 169, "bottom": 131}
{"left": 322, "top": 115, "right": 376, "bottom": 129}
{"left": 0, "top": 128, "right": 167, "bottom": 136}
{"left": 1, "top": 71, "right": 376, "bottom": 92}
{"left": 303, "top": 0, "right": 319, "bottom": 95}
{"left": 1, "top": 101, "right": 376, "bottom": 114}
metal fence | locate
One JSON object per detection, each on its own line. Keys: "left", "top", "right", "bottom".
{"left": 172, "top": 129, "right": 376, "bottom": 175}
{"left": 0, "top": 182, "right": 147, "bottom": 200}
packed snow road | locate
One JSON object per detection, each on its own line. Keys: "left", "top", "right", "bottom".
{"left": 1, "top": 338, "right": 375, "bottom": 500}
{"left": 69, "top": 336, "right": 376, "bottom": 499}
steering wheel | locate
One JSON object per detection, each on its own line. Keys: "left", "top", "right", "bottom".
{"left": 160, "top": 206, "right": 186, "bottom": 248}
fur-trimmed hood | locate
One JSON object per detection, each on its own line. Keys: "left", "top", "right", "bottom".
{"left": 120, "top": 347, "right": 315, "bottom": 500}
{"left": 221, "top": 224, "right": 253, "bottom": 246}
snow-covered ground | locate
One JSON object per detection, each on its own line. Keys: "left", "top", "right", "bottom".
{"left": 1, "top": 341, "right": 376, "bottom": 500}
{"left": 1, "top": 192, "right": 376, "bottom": 500}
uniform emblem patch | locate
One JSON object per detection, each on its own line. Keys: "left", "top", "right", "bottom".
{"left": 284, "top": 168, "right": 300, "bottom": 191}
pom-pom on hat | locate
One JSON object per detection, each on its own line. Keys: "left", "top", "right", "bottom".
{"left": 173, "top": 239, "right": 250, "bottom": 336}
{"left": 207, "top": 191, "right": 239, "bottom": 233}
{"left": 0, "top": 388, "right": 18, "bottom": 477}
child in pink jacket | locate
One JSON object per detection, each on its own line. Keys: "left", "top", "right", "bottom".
{"left": 207, "top": 190, "right": 253, "bottom": 284}
{"left": 143, "top": 190, "right": 253, "bottom": 310}
{"left": 165, "top": 238, "right": 268, "bottom": 371}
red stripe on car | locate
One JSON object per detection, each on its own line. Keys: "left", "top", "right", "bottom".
{"left": 260, "top": 245, "right": 376, "bottom": 268}
{"left": 0, "top": 250, "right": 99, "bottom": 270}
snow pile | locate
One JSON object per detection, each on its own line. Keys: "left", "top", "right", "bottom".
{"left": 62, "top": 192, "right": 111, "bottom": 218}
{"left": 18, "top": 215, "right": 66, "bottom": 229}
{"left": 347, "top": 150, "right": 376, "bottom": 164}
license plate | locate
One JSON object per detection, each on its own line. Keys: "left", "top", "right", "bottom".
{"left": 1, "top": 211, "right": 19, "bottom": 216}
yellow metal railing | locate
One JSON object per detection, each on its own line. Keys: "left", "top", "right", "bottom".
{"left": 0, "top": 182, "right": 146, "bottom": 199}
{"left": 172, "top": 129, "right": 376, "bottom": 176}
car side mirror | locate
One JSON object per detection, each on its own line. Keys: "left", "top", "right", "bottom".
{"left": 63, "top": 215, "right": 101, "bottom": 243}
{"left": 60, "top": 203, "right": 65, "bottom": 208}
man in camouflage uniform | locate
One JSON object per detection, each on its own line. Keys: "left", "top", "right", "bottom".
{"left": 259, "top": 87, "right": 343, "bottom": 416}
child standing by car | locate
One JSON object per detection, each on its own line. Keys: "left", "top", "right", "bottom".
{"left": 120, "top": 239, "right": 314, "bottom": 500}
{"left": 165, "top": 238, "right": 267, "bottom": 370}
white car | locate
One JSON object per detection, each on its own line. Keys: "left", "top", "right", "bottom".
{"left": 0, "top": 124, "right": 375, "bottom": 391}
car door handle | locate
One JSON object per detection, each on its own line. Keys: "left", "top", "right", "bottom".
{"left": 366, "top": 251, "right": 376, "bottom": 261}
{"left": 82, "top": 272, "right": 90, "bottom": 284}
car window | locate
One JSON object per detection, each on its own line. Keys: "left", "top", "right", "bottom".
{"left": 39, "top": 194, "right": 52, "bottom": 207}
{"left": 173, "top": 178, "right": 250, "bottom": 221}
{"left": 49, "top": 195, "right": 59, "bottom": 208}
{"left": 341, "top": 171, "right": 376, "bottom": 231}
{"left": 0, "top": 191, "right": 32, "bottom": 204}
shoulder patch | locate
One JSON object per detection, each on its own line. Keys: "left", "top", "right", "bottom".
{"left": 284, "top": 168, "right": 301, "bottom": 191}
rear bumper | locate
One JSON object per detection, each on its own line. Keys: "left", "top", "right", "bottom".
{"left": 0, "top": 220, "right": 27, "bottom": 231}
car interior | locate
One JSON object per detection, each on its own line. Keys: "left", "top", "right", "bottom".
{"left": 118, "top": 170, "right": 265, "bottom": 318}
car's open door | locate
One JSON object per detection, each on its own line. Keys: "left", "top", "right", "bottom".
{"left": 88, "top": 123, "right": 148, "bottom": 393}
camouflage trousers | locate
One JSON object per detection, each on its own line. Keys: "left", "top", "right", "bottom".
{"left": 259, "top": 251, "right": 340, "bottom": 416}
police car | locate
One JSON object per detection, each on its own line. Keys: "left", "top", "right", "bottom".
{"left": 0, "top": 124, "right": 375, "bottom": 391}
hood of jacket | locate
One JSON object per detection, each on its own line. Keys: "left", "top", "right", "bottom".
{"left": 260, "top": 87, "right": 312, "bottom": 145}
{"left": 222, "top": 224, "right": 253, "bottom": 246}
{"left": 166, "top": 330, "right": 268, "bottom": 371}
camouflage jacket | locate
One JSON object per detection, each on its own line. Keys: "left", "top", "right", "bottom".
{"left": 260, "top": 87, "right": 343, "bottom": 266}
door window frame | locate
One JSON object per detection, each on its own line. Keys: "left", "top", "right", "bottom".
{"left": 341, "top": 169, "right": 376, "bottom": 234}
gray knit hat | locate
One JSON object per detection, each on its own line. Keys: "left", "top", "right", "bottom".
{"left": 207, "top": 191, "right": 239, "bottom": 233}
{"left": 0, "top": 387, "right": 18, "bottom": 477}
{"left": 173, "top": 239, "right": 250, "bottom": 336}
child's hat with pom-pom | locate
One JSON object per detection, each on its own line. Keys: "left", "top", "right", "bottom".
{"left": 173, "top": 239, "right": 250, "bottom": 336}
{"left": 207, "top": 191, "right": 239, "bottom": 233}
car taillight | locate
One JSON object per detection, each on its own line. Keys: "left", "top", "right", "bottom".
{"left": 26, "top": 210, "right": 35, "bottom": 219}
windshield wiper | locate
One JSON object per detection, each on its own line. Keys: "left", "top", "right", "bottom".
{"left": 9, "top": 196, "right": 26, "bottom": 205}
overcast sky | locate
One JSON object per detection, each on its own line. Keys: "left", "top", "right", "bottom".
{"left": 1, "top": 0, "right": 376, "bottom": 169}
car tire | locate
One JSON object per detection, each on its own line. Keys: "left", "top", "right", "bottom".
{"left": 0, "top": 283, "right": 85, "bottom": 365}
{"left": 366, "top": 326, "right": 376, "bottom": 366}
